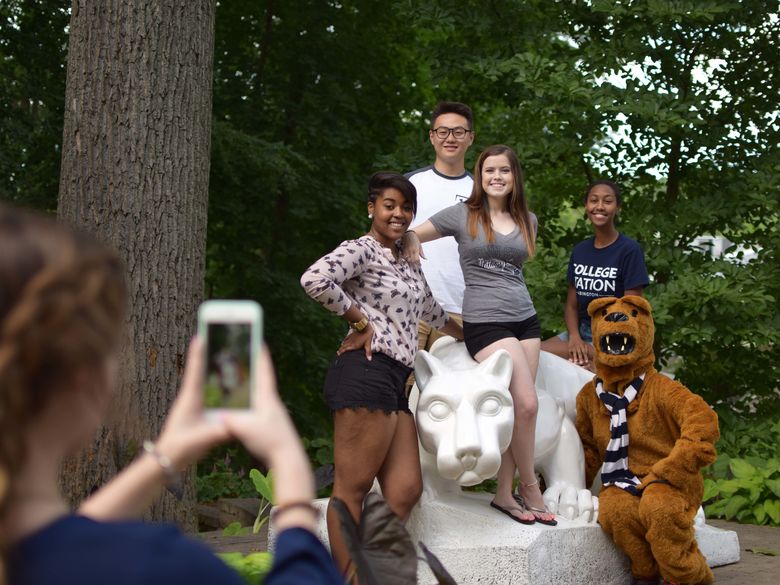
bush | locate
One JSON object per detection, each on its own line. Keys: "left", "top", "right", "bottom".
{"left": 703, "top": 411, "right": 780, "bottom": 526}
{"left": 219, "top": 552, "right": 273, "bottom": 585}
{"left": 196, "top": 445, "right": 257, "bottom": 502}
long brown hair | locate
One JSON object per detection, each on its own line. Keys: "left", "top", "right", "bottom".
{"left": 0, "top": 206, "right": 126, "bottom": 573}
{"left": 466, "top": 145, "right": 536, "bottom": 256}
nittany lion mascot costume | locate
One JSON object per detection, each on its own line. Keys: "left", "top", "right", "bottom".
{"left": 575, "top": 296, "right": 719, "bottom": 585}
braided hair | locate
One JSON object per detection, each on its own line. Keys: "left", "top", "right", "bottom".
{"left": 0, "top": 206, "right": 126, "bottom": 577}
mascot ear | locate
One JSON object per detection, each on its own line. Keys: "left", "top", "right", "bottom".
{"left": 477, "top": 349, "right": 513, "bottom": 388}
{"left": 588, "top": 296, "right": 618, "bottom": 318}
{"left": 621, "top": 294, "right": 652, "bottom": 315}
{"left": 414, "top": 350, "right": 443, "bottom": 391}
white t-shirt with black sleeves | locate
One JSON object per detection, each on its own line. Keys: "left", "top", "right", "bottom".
{"left": 406, "top": 166, "right": 473, "bottom": 314}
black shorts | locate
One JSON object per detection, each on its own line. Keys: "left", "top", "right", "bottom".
{"left": 463, "top": 314, "right": 541, "bottom": 358}
{"left": 322, "top": 350, "right": 413, "bottom": 414}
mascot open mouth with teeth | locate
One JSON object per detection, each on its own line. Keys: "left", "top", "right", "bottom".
{"left": 575, "top": 296, "right": 719, "bottom": 585}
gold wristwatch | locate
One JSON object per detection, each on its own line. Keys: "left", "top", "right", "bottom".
{"left": 350, "top": 315, "right": 369, "bottom": 332}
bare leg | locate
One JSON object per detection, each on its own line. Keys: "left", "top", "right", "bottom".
{"left": 510, "top": 338, "right": 554, "bottom": 522}
{"left": 475, "top": 337, "right": 542, "bottom": 522}
{"left": 327, "top": 408, "right": 399, "bottom": 574}
{"left": 376, "top": 412, "right": 423, "bottom": 521}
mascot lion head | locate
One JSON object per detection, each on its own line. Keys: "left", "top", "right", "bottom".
{"left": 588, "top": 295, "right": 655, "bottom": 393}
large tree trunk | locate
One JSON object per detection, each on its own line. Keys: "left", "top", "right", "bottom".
{"left": 57, "top": 0, "right": 216, "bottom": 528}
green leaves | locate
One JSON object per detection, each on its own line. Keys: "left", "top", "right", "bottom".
{"left": 703, "top": 413, "right": 780, "bottom": 526}
{"left": 730, "top": 459, "right": 757, "bottom": 480}
{"left": 249, "top": 468, "right": 274, "bottom": 504}
{"left": 218, "top": 552, "right": 273, "bottom": 585}
{"left": 223, "top": 521, "right": 250, "bottom": 536}
{"left": 0, "top": 0, "right": 69, "bottom": 210}
{"left": 765, "top": 479, "right": 780, "bottom": 499}
{"left": 248, "top": 468, "right": 274, "bottom": 534}
{"left": 5, "top": 2, "right": 778, "bottom": 514}
{"left": 765, "top": 500, "right": 780, "bottom": 525}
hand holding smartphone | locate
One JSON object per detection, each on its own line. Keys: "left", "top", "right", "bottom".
{"left": 197, "top": 300, "right": 263, "bottom": 415}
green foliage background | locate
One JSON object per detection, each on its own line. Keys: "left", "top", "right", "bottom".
{"left": 704, "top": 408, "right": 780, "bottom": 525}
{"left": 2, "top": 1, "right": 778, "bottom": 456}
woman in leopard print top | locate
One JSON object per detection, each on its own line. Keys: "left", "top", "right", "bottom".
{"left": 301, "top": 172, "right": 463, "bottom": 576}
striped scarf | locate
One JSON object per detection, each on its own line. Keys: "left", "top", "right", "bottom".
{"left": 595, "top": 375, "right": 645, "bottom": 495}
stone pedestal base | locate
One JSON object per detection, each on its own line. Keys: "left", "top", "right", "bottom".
{"left": 696, "top": 521, "right": 741, "bottom": 567}
{"left": 408, "top": 492, "right": 629, "bottom": 585}
{"left": 269, "top": 493, "right": 740, "bottom": 584}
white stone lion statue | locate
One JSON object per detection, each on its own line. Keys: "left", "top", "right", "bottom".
{"left": 271, "top": 338, "right": 738, "bottom": 584}
{"left": 412, "top": 336, "right": 598, "bottom": 521}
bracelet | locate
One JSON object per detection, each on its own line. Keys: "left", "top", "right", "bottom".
{"left": 142, "top": 440, "right": 176, "bottom": 483}
{"left": 271, "top": 501, "right": 319, "bottom": 521}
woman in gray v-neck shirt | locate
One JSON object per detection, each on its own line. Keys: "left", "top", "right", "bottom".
{"left": 402, "top": 144, "right": 557, "bottom": 526}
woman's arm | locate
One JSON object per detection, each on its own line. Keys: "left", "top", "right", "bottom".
{"left": 300, "top": 242, "right": 374, "bottom": 358}
{"left": 80, "top": 339, "right": 231, "bottom": 520}
{"left": 300, "top": 240, "right": 368, "bottom": 319}
{"left": 81, "top": 342, "right": 321, "bottom": 534}
{"left": 336, "top": 304, "right": 375, "bottom": 360}
{"left": 624, "top": 287, "right": 644, "bottom": 297}
{"left": 401, "top": 220, "right": 442, "bottom": 263}
{"left": 409, "top": 220, "right": 441, "bottom": 244}
{"left": 565, "top": 284, "right": 591, "bottom": 367}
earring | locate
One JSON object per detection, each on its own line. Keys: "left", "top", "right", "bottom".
{"left": 368, "top": 213, "right": 373, "bottom": 219}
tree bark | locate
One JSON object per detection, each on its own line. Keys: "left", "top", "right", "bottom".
{"left": 57, "top": 0, "right": 216, "bottom": 528}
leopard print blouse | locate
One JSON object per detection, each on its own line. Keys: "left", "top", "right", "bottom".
{"left": 301, "top": 235, "right": 447, "bottom": 366}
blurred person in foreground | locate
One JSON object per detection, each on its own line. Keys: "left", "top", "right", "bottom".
{"left": 0, "top": 205, "right": 342, "bottom": 585}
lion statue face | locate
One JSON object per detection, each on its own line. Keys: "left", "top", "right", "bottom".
{"left": 588, "top": 295, "right": 656, "bottom": 389}
{"left": 414, "top": 346, "right": 514, "bottom": 487}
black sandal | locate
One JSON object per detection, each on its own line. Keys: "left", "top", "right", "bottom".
{"left": 490, "top": 500, "right": 535, "bottom": 525}
{"left": 514, "top": 480, "right": 558, "bottom": 526}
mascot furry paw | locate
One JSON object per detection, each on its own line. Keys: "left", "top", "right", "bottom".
{"left": 574, "top": 296, "right": 719, "bottom": 585}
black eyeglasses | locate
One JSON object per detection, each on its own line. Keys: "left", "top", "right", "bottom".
{"left": 431, "top": 126, "right": 471, "bottom": 140}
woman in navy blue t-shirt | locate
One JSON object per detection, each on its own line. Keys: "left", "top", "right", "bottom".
{"left": 541, "top": 180, "right": 649, "bottom": 371}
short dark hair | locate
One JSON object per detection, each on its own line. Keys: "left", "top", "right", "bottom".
{"left": 430, "top": 101, "right": 473, "bottom": 131}
{"left": 367, "top": 172, "right": 418, "bottom": 216}
{"left": 584, "top": 180, "right": 622, "bottom": 205}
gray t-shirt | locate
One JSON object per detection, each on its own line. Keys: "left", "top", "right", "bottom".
{"left": 429, "top": 202, "right": 537, "bottom": 323}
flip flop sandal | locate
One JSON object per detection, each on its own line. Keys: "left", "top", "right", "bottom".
{"left": 525, "top": 503, "right": 558, "bottom": 526}
{"left": 489, "top": 500, "right": 536, "bottom": 525}
{"left": 513, "top": 493, "right": 558, "bottom": 526}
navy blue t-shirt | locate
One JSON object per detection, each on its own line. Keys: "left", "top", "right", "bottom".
{"left": 8, "top": 516, "right": 342, "bottom": 585}
{"left": 567, "top": 233, "right": 649, "bottom": 327}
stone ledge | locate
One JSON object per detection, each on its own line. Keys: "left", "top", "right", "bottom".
{"left": 409, "top": 492, "right": 629, "bottom": 585}
{"left": 269, "top": 493, "right": 740, "bottom": 585}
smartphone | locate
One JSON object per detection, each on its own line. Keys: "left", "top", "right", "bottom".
{"left": 197, "top": 300, "right": 263, "bottom": 414}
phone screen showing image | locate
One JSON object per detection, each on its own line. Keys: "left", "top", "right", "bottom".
{"left": 204, "top": 322, "right": 252, "bottom": 409}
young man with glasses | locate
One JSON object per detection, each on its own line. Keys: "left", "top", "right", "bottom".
{"left": 406, "top": 101, "right": 475, "bottom": 356}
